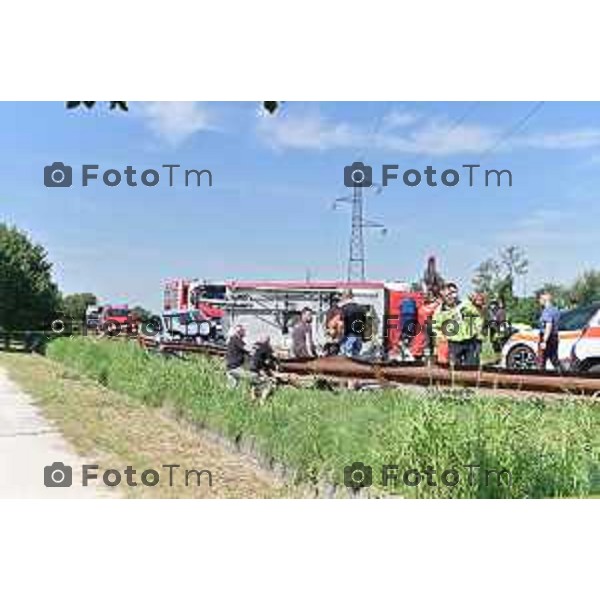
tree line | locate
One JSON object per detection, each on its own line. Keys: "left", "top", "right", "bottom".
{"left": 0, "top": 224, "right": 149, "bottom": 332}
{"left": 2, "top": 223, "right": 600, "bottom": 333}
{"left": 472, "top": 245, "right": 600, "bottom": 324}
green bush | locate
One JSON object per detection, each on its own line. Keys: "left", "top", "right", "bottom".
{"left": 47, "top": 337, "right": 600, "bottom": 498}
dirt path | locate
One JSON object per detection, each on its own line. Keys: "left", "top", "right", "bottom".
{"left": 0, "top": 366, "right": 115, "bottom": 498}
{"left": 0, "top": 354, "right": 290, "bottom": 498}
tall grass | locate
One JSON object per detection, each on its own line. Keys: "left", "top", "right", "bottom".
{"left": 47, "top": 337, "right": 600, "bottom": 498}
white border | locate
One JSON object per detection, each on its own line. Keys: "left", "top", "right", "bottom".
{"left": 1, "top": 500, "right": 597, "bottom": 598}
{"left": 1, "top": 1, "right": 599, "bottom": 99}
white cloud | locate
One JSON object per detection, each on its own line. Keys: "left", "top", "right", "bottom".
{"left": 138, "top": 102, "right": 216, "bottom": 145}
{"left": 258, "top": 110, "right": 499, "bottom": 155}
{"left": 257, "top": 107, "right": 600, "bottom": 156}
{"left": 517, "top": 129, "right": 600, "bottom": 150}
{"left": 376, "top": 120, "right": 497, "bottom": 155}
{"left": 381, "top": 109, "right": 422, "bottom": 129}
{"left": 257, "top": 112, "right": 364, "bottom": 151}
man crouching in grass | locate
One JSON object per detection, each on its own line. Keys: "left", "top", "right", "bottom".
{"left": 226, "top": 324, "right": 250, "bottom": 386}
{"left": 226, "top": 326, "right": 277, "bottom": 403}
{"left": 249, "top": 335, "right": 278, "bottom": 403}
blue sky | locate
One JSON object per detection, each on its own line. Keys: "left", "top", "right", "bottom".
{"left": 1, "top": 101, "right": 599, "bottom": 311}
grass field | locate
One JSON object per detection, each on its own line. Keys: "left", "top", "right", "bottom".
{"left": 39, "top": 337, "right": 600, "bottom": 498}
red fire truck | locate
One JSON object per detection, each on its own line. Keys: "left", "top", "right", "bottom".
{"left": 163, "top": 278, "right": 424, "bottom": 356}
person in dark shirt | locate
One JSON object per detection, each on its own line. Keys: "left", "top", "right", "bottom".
{"left": 249, "top": 335, "right": 278, "bottom": 403}
{"left": 339, "top": 290, "right": 364, "bottom": 357}
{"left": 538, "top": 292, "right": 563, "bottom": 372}
{"left": 250, "top": 336, "right": 278, "bottom": 375}
{"left": 225, "top": 324, "right": 249, "bottom": 385}
{"left": 488, "top": 299, "right": 508, "bottom": 353}
{"left": 291, "top": 307, "right": 316, "bottom": 358}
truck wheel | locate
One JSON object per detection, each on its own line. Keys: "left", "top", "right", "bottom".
{"left": 506, "top": 345, "right": 537, "bottom": 370}
{"left": 584, "top": 362, "right": 600, "bottom": 375}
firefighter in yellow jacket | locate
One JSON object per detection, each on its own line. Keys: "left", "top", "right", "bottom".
{"left": 432, "top": 284, "right": 486, "bottom": 367}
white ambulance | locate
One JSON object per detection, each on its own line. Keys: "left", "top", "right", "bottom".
{"left": 502, "top": 302, "right": 600, "bottom": 373}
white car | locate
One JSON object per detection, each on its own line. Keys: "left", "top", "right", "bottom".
{"left": 138, "top": 310, "right": 223, "bottom": 345}
{"left": 502, "top": 303, "right": 600, "bottom": 373}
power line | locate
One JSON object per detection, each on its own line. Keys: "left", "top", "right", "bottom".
{"left": 424, "top": 101, "right": 482, "bottom": 163}
{"left": 480, "top": 101, "right": 545, "bottom": 158}
{"left": 436, "top": 101, "right": 481, "bottom": 146}
{"left": 358, "top": 100, "right": 395, "bottom": 161}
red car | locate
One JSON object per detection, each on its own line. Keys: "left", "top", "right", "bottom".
{"left": 98, "top": 304, "right": 131, "bottom": 333}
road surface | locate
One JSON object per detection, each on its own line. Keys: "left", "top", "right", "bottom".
{"left": 0, "top": 367, "right": 114, "bottom": 498}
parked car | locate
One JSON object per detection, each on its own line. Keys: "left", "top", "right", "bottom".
{"left": 98, "top": 304, "right": 130, "bottom": 333}
{"left": 502, "top": 302, "right": 600, "bottom": 373}
{"left": 157, "top": 309, "right": 224, "bottom": 344}
{"left": 85, "top": 306, "right": 100, "bottom": 331}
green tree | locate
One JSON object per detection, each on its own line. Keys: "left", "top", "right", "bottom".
{"left": 499, "top": 245, "right": 528, "bottom": 298}
{"left": 0, "top": 224, "right": 60, "bottom": 330}
{"left": 472, "top": 246, "right": 529, "bottom": 302}
{"left": 130, "top": 305, "right": 152, "bottom": 321}
{"left": 533, "top": 283, "right": 571, "bottom": 308}
{"left": 500, "top": 245, "right": 529, "bottom": 281}
{"left": 570, "top": 270, "right": 600, "bottom": 305}
{"left": 61, "top": 293, "right": 98, "bottom": 322}
{"left": 506, "top": 297, "right": 538, "bottom": 327}
{"left": 472, "top": 258, "right": 502, "bottom": 295}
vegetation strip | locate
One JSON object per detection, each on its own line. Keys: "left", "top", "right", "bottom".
{"left": 40, "top": 337, "right": 600, "bottom": 498}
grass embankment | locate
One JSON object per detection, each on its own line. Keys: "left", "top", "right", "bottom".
{"left": 42, "top": 337, "right": 600, "bottom": 498}
{"left": 0, "top": 351, "right": 287, "bottom": 498}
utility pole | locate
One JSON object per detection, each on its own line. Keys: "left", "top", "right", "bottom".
{"left": 348, "top": 185, "right": 365, "bottom": 281}
{"left": 334, "top": 184, "right": 386, "bottom": 282}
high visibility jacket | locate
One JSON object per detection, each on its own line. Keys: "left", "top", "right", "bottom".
{"left": 432, "top": 301, "right": 483, "bottom": 343}
{"left": 460, "top": 300, "right": 486, "bottom": 341}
